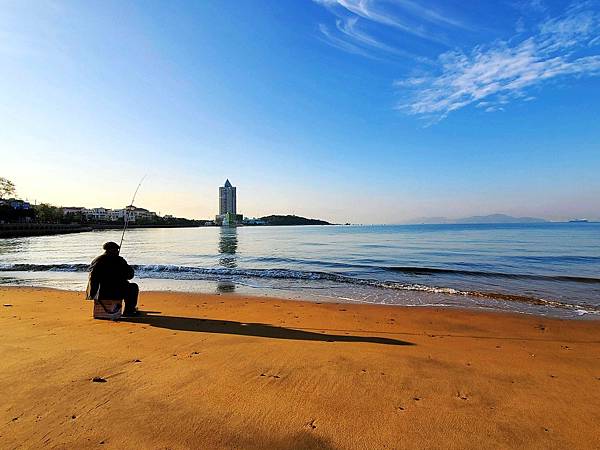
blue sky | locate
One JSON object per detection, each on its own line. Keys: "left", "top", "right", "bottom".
{"left": 1, "top": 0, "right": 599, "bottom": 222}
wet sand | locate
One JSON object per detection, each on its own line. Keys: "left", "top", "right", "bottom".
{"left": 1, "top": 287, "right": 599, "bottom": 449}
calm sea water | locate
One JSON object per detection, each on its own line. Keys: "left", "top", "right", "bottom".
{"left": 1, "top": 223, "right": 599, "bottom": 318}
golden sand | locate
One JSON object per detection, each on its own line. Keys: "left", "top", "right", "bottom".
{"left": 1, "top": 287, "right": 599, "bottom": 449}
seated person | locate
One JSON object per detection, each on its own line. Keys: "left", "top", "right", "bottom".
{"left": 86, "top": 241, "right": 139, "bottom": 317}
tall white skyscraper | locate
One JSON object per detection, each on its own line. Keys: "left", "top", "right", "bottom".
{"left": 219, "top": 179, "right": 236, "bottom": 215}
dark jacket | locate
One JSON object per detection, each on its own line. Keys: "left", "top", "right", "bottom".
{"left": 86, "top": 253, "right": 135, "bottom": 300}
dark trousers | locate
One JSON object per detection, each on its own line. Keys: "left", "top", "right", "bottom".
{"left": 123, "top": 282, "right": 139, "bottom": 313}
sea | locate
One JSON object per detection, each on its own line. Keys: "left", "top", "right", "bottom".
{"left": 1, "top": 223, "right": 599, "bottom": 319}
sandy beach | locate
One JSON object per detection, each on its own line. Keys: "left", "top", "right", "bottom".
{"left": 1, "top": 287, "right": 599, "bottom": 449}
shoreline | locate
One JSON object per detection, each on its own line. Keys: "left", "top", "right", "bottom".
{"left": 1, "top": 282, "right": 598, "bottom": 320}
{"left": 1, "top": 287, "right": 599, "bottom": 449}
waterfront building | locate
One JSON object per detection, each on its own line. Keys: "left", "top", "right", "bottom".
{"left": 1, "top": 198, "right": 32, "bottom": 210}
{"left": 219, "top": 179, "right": 236, "bottom": 216}
{"left": 62, "top": 206, "right": 86, "bottom": 216}
{"left": 216, "top": 179, "right": 242, "bottom": 226}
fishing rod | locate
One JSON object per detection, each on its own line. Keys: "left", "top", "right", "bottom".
{"left": 119, "top": 175, "right": 146, "bottom": 254}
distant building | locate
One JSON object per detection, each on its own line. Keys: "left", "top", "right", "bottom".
{"left": 124, "top": 205, "right": 157, "bottom": 222}
{"left": 243, "top": 217, "right": 266, "bottom": 225}
{"left": 219, "top": 179, "right": 236, "bottom": 216}
{"left": 216, "top": 179, "right": 242, "bottom": 226}
{"left": 62, "top": 205, "right": 159, "bottom": 222}
{"left": 62, "top": 206, "right": 86, "bottom": 216}
{"left": 1, "top": 198, "right": 32, "bottom": 210}
{"left": 85, "top": 207, "right": 110, "bottom": 221}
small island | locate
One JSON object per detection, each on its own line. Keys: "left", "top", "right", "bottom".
{"left": 257, "top": 215, "right": 331, "bottom": 226}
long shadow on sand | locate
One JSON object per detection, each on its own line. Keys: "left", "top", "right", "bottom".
{"left": 122, "top": 312, "right": 413, "bottom": 346}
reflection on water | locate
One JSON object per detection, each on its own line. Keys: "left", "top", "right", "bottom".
{"left": 217, "top": 227, "right": 238, "bottom": 292}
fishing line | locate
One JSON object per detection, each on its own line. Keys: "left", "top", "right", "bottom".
{"left": 119, "top": 175, "right": 146, "bottom": 253}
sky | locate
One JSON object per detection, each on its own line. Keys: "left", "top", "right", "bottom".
{"left": 1, "top": 0, "right": 599, "bottom": 223}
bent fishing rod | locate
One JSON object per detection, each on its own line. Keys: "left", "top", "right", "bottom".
{"left": 119, "top": 175, "right": 146, "bottom": 254}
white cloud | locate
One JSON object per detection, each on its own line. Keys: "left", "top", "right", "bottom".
{"left": 317, "top": 23, "right": 376, "bottom": 58}
{"left": 395, "top": 5, "right": 600, "bottom": 121}
{"left": 313, "top": 0, "right": 452, "bottom": 43}
{"left": 318, "top": 16, "right": 431, "bottom": 62}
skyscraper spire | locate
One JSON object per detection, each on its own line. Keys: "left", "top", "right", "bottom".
{"left": 224, "top": 179, "right": 232, "bottom": 188}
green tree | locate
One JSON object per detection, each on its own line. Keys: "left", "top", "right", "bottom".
{"left": 34, "top": 203, "right": 63, "bottom": 223}
{"left": 0, "top": 177, "right": 16, "bottom": 199}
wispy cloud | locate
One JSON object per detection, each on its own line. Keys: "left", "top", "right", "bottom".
{"left": 395, "top": 4, "right": 600, "bottom": 121}
{"left": 317, "top": 16, "right": 431, "bottom": 62}
{"left": 392, "top": 0, "right": 467, "bottom": 29}
{"left": 317, "top": 23, "right": 376, "bottom": 59}
{"left": 313, "top": 0, "right": 457, "bottom": 43}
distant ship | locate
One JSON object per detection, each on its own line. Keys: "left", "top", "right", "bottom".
{"left": 568, "top": 219, "right": 589, "bottom": 223}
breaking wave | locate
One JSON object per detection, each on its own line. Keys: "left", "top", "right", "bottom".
{"left": 385, "top": 266, "right": 600, "bottom": 284}
{"left": 1, "top": 262, "right": 598, "bottom": 314}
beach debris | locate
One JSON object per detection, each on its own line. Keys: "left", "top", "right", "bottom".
{"left": 133, "top": 359, "right": 142, "bottom": 363}
{"left": 397, "top": 406, "right": 405, "bottom": 411}
{"left": 457, "top": 392, "right": 468, "bottom": 400}
{"left": 92, "top": 376, "right": 107, "bottom": 383}
{"left": 71, "top": 415, "right": 77, "bottom": 420}
{"left": 305, "top": 419, "right": 317, "bottom": 430}
{"left": 260, "top": 373, "right": 281, "bottom": 379}
{"left": 3, "top": 304, "right": 12, "bottom": 307}
{"left": 413, "top": 397, "right": 421, "bottom": 401}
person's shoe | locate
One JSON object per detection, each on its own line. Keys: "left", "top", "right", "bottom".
{"left": 122, "top": 309, "right": 141, "bottom": 318}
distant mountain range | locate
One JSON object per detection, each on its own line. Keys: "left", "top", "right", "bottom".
{"left": 405, "top": 214, "right": 547, "bottom": 225}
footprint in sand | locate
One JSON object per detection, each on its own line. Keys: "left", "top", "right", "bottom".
{"left": 305, "top": 419, "right": 317, "bottom": 430}
{"left": 397, "top": 406, "right": 405, "bottom": 411}
{"left": 457, "top": 392, "right": 468, "bottom": 400}
{"left": 92, "top": 377, "right": 107, "bottom": 383}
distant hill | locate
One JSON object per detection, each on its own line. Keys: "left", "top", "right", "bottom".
{"left": 260, "top": 215, "right": 331, "bottom": 226}
{"left": 406, "top": 214, "right": 547, "bottom": 225}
